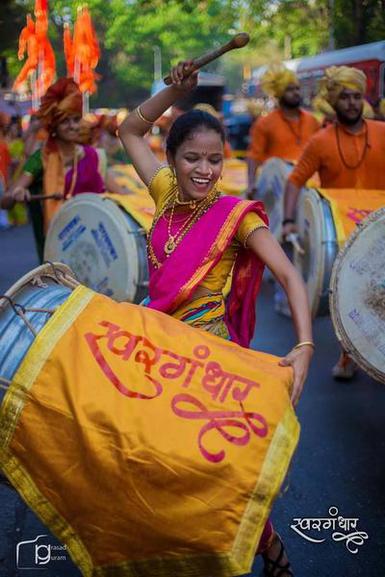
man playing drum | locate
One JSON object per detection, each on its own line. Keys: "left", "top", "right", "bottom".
{"left": 246, "top": 65, "right": 320, "bottom": 198}
{"left": 283, "top": 65, "right": 385, "bottom": 379}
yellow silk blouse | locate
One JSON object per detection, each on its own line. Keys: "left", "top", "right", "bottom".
{"left": 149, "top": 165, "right": 267, "bottom": 293}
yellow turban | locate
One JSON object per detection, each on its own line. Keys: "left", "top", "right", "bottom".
{"left": 363, "top": 100, "right": 374, "bottom": 119}
{"left": 312, "top": 95, "right": 335, "bottom": 118}
{"left": 320, "top": 66, "right": 367, "bottom": 107}
{"left": 379, "top": 99, "right": 385, "bottom": 118}
{"left": 260, "top": 65, "right": 298, "bottom": 98}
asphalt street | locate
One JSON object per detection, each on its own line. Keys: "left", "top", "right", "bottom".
{"left": 0, "top": 223, "right": 384, "bottom": 577}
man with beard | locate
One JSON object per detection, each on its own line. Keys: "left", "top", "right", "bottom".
{"left": 246, "top": 65, "right": 320, "bottom": 198}
{"left": 283, "top": 65, "right": 385, "bottom": 379}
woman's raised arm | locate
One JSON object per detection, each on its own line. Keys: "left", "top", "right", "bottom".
{"left": 118, "top": 62, "right": 198, "bottom": 187}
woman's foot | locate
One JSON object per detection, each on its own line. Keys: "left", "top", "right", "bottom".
{"left": 262, "top": 532, "right": 293, "bottom": 576}
{"left": 332, "top": 352, "right": 357, "bottom": 380}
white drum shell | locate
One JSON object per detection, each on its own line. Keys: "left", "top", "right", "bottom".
{"left": 256, "top": 158, "right": 293, "bottom": 239}
{"left": 330, "top": 207, "right": 385, "bottom": 384}
{"left": 294, "top": 188, "right": 338, "bottom": 317}
{"left": 44, "top": 194, "right": 149, "bottom": 303}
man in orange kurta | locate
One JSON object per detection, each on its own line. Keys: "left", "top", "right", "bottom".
{"left": 246, "top": 66, "right": 320, "bottom": 198}
{"left": 284, "top": 65, "right": 385, "bottom": 379}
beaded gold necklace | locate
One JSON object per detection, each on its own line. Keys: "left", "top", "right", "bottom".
{"left": 147, "top": 188, "right": 220, "bottom": 269}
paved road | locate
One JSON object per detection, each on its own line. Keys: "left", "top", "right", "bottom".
{"left": 0, "top": 224, "right": 384, "bottom": 577}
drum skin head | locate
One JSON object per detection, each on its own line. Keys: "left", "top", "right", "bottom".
{"left": 44, "top": 194, "right": 145, "bottom": 302}
{"left": 330, "top": 207, "right": 385, "bottom": 384}
{"left": 295, "top": 188, "right": 338, "bottom": 318}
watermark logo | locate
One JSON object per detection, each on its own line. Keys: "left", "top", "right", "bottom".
{"left": 16, "top": 535, "right": 67, "bottom": 569}
{"left": 291, "top": 506, "right": 368, "bottom": 554}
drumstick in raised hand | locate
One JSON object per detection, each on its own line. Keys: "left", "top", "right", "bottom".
{"left": 163, "top": 33, "right": 250, "bottom": 85}
{"left": 28, "top": 193, "right": 64, "bottom": 201}
{"left": 286, "top": 233, "right": 305, "bottom": 255}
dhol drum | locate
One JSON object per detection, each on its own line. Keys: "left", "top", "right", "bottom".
{"left": 256, "top": 157, "right": 293, "bottom": 238}
{"left": 0, "top": 263, "right": 79, "bottom": 404}
{"left": 0, "top": 263, "right": 82, "bottom": 574}
{"left": 329, "top": 207, "right": 385, "bottom": 384}
{"left": 0, "top": 264, "right": 297, "bottom": 577}
{"left": 44, "top": 193, "right": 149, "bottom": 303}
{"left": 294, "top": 188, "right": 338, "bottom": 318}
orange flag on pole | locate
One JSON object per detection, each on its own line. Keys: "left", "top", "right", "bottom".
{"left": 13, "top": 0, "right": 56, "bottom": 106}
{"left": 67, "top": 5, "right": 100, "bottom": 95}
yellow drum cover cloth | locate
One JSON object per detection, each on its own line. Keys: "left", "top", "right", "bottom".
{"left": 111, "top": 164, "right": 149, "bottom": 195}
{"left": 0, "top": 287, "right": 299, "bottom": 577}
{"left": 105, "top": 192, "right": 155, "bottom": 232}
{"left": 221, "top": 159, "right": 247, "bottom": 196}
{"left": 317, "top": 188, "right": 385, "bottom": 245}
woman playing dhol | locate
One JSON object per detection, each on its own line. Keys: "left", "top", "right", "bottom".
{"left": 119, "top": 61, "right": 314, "bottom": 577}
{"left": 5, "top": 78, "right": 106, "bottom": 263}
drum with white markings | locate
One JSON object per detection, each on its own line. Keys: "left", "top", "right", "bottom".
{"left": 44, "top": 193, "right": 149, "bottom": 303}
{"left": 329, "top": 207, "right": 385, "bottom": 384}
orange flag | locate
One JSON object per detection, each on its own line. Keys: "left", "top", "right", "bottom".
{"left": 69, "top": 5, "right": 100, "bottom": 94}
{"left": 13, "top": 0, "right": 56, "bottom": 100}
{"left": 13, "top": 15, "right": 39, "bottom": 90}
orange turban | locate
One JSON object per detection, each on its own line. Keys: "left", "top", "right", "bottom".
{"left": 320, "top": 66, "right": 367, "bottom": 108}
{"left": 37, "top": 77, "right": 82, "bottom": 133}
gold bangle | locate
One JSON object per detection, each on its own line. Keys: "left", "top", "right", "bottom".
{"left": 293, "top": 341, "right": 315, "bottom": 351}
{"left": 135, "top": 106, "right": 154, "bottom": 125}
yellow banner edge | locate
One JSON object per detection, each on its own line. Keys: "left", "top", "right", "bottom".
{"left": 0, "top": 285, "right": 95, "bottom": 577}
{"left": 316, "top": 188, "right": 346, "bottom": 246}
{"left": 232, "top": 407, "right": 300, "bottom": 570}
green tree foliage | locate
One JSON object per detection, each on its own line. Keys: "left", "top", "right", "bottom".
{"left": 333, "top": 0, "right": 385, "bottom": 47}
{"left": 3, "top": 0, "right": 385, "bottom": 105}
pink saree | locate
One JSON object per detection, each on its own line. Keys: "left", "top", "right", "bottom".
{"left": 147, "top": 195, "right": 268, "bottom": 347}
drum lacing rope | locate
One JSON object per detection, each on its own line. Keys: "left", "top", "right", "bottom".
{"left": 43, "top": 260, "right": 80, "bottom": 289}
{"left": 0, "top": 376, "right": 11, "bottom": 390}
{"left": 0, "top": 295, "right": 55, "bottom": 337}
{"left": 43, "top": 260, "right": 62, "bottom": 283}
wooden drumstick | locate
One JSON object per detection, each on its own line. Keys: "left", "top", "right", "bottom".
{"left": 286, "top": 233, "right": 305, "bottom": 255}
{"left": 163, "top": 33, "right": 250, "bottom": 86}
{"left": 28, "top": 194, "right": 64, "bottom": 201}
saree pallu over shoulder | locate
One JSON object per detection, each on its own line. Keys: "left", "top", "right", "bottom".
{"left": 147, "top": 196, "right": 268, "bottom": 347}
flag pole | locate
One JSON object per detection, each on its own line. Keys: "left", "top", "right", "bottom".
{"left": 31, "top": 70, "right": 39, "bottom": 111}
{"left": 83, "top": 91, "right": 89, "bottom": 114}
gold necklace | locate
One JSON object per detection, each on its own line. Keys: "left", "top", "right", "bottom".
{"left": 164, "top": 195, "right": 205, "bottom": 255}
{"left": 147, "top": 188, "right": 220, "bottom": 268}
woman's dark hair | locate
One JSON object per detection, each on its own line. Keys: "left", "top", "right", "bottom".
{"left": 166, "top": 109, "right": 225, "bottom": 157}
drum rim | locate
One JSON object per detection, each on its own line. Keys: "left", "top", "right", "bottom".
{"left": 44, "top": 193, "right": 142, "bottom": 302}
{"left": 329, "top": 206, "right": 385, "bottom": 384}
{"left": 0, "top": 262, "right": 79, "bottom": 313}
{"left": 295, "top": 188, "right": 338, "bottom": 318}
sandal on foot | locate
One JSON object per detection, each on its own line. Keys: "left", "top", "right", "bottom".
{"left": 262, "top": 533, "right": 294, "bottom": 577}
